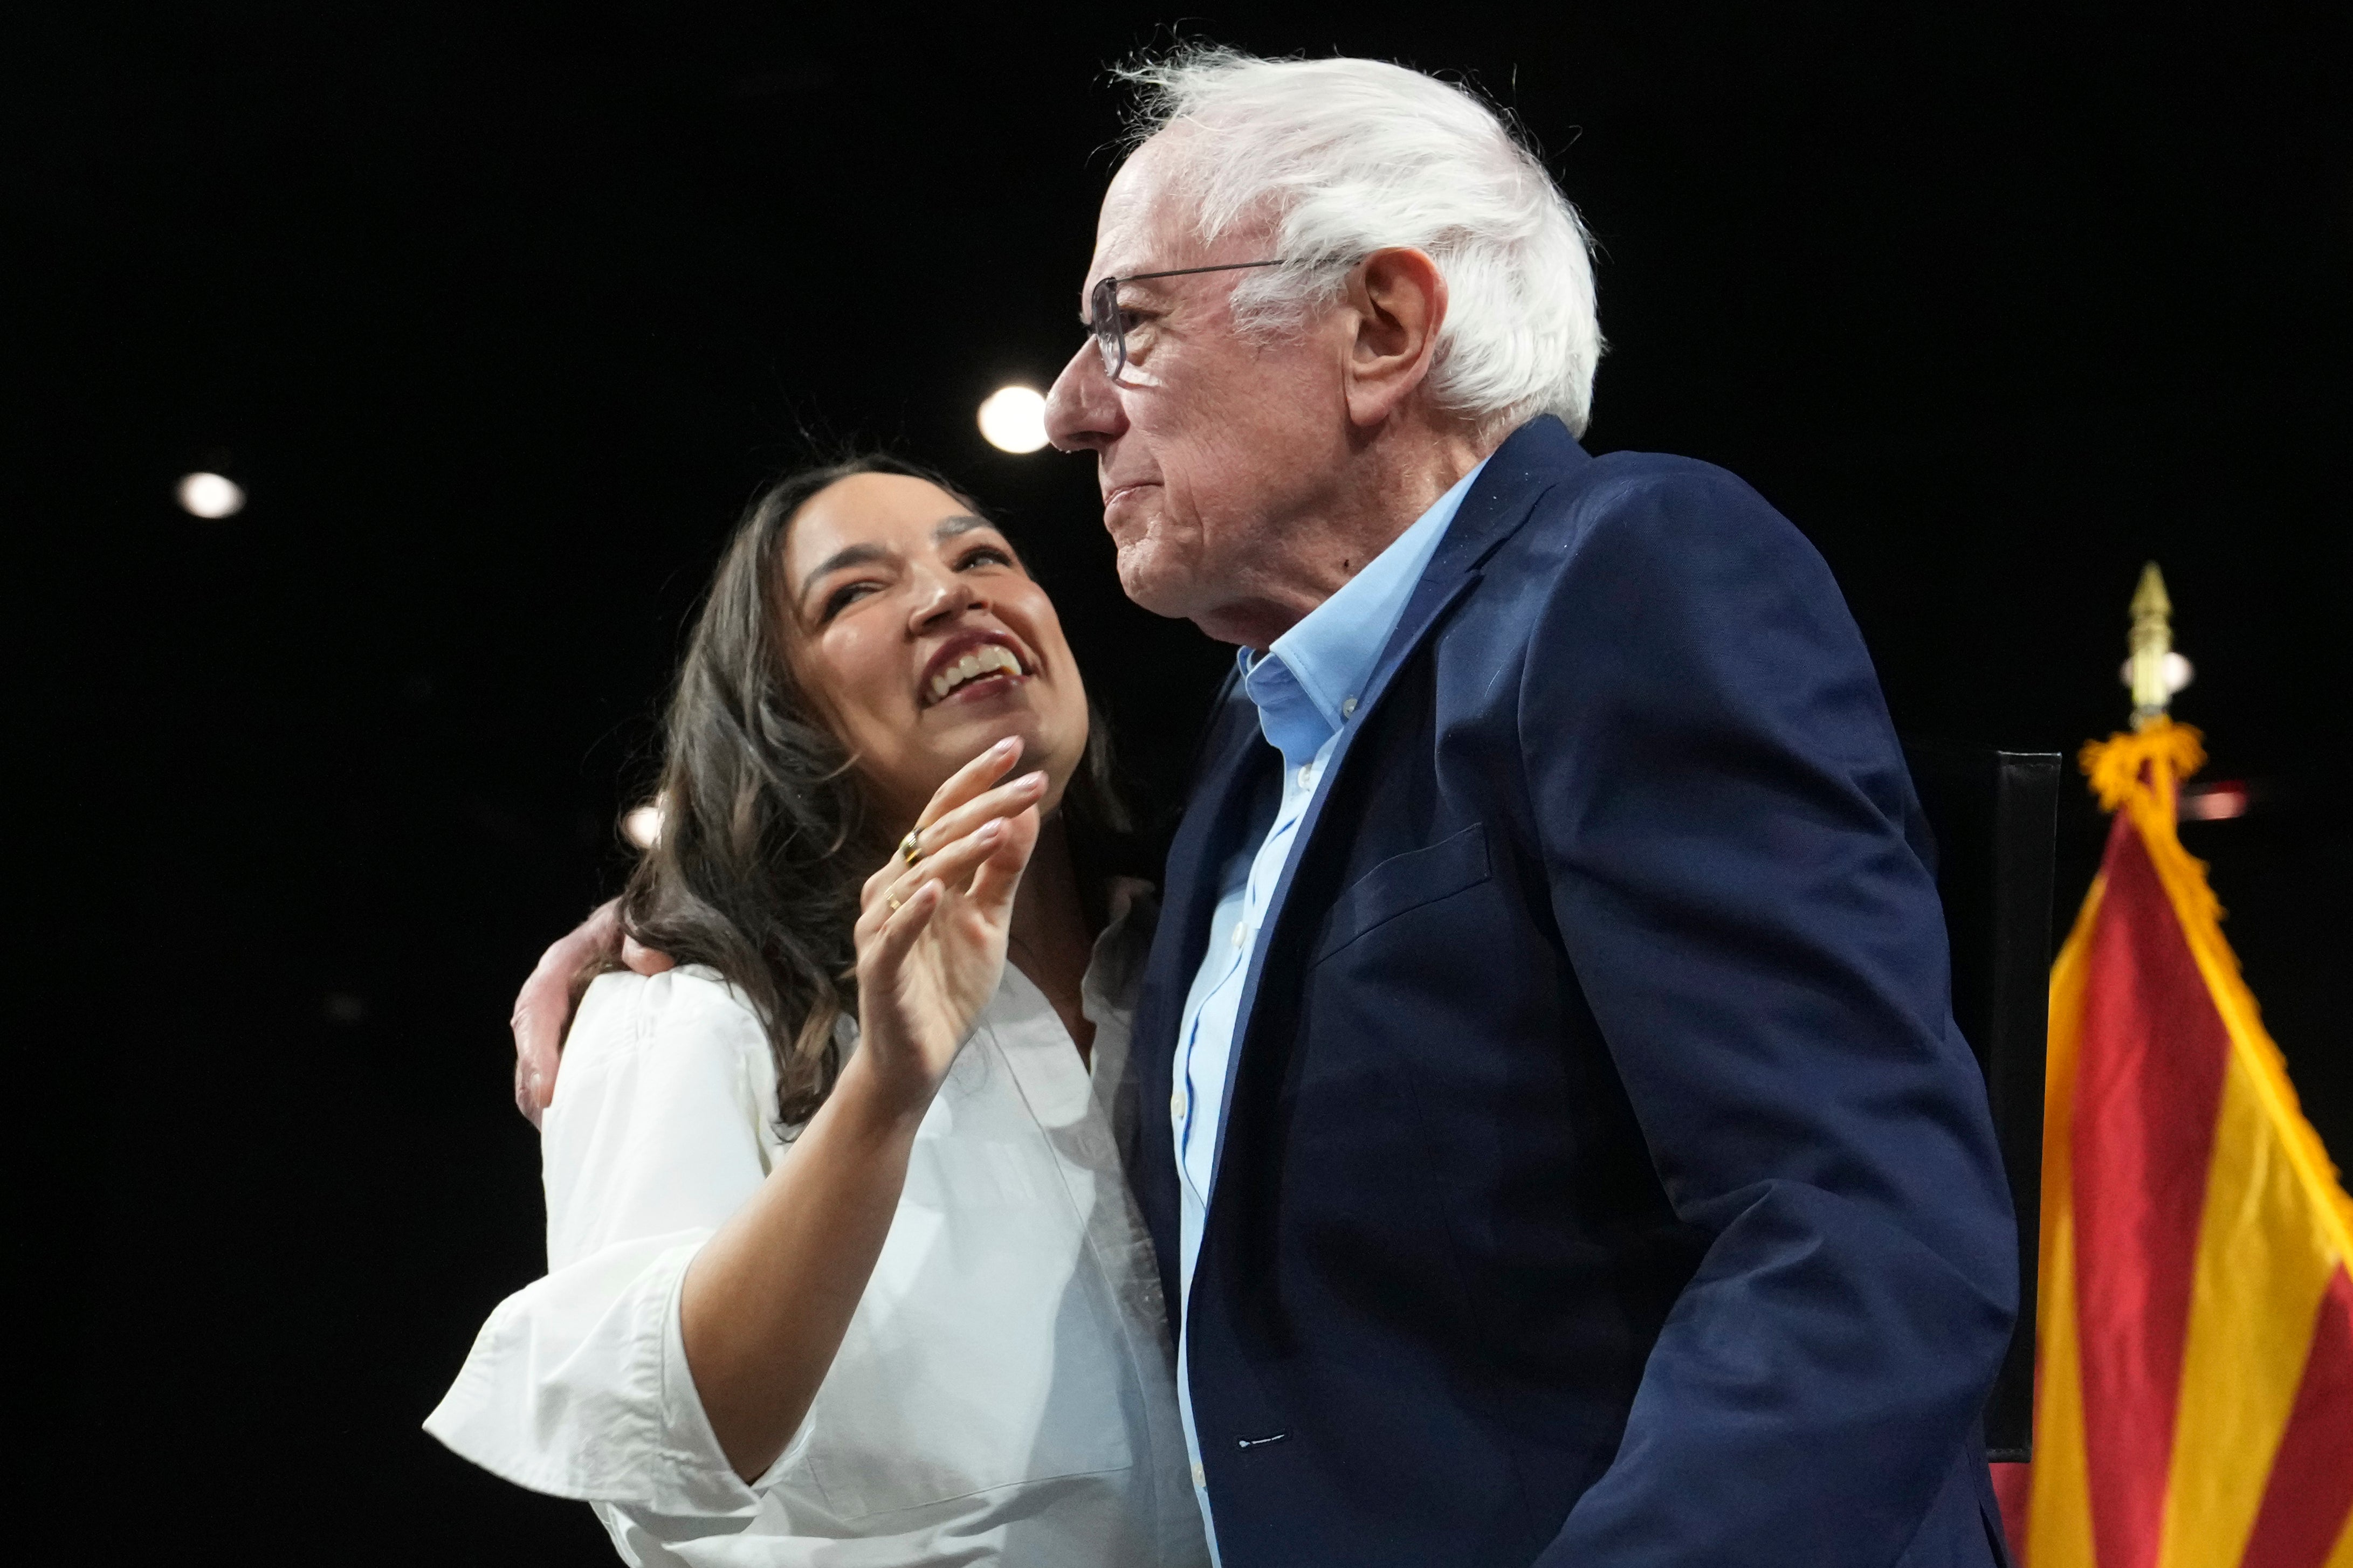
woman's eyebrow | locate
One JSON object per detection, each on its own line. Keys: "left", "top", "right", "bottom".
{"left": 799, "top": 519, "right": 997, "bottom": 600}
{"left": 938, "top": 514, "right": 1024, "bottom": 567}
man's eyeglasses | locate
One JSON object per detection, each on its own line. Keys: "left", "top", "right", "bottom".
{"left": 1086, "top": 260, "right": 1285, "bottom": 382}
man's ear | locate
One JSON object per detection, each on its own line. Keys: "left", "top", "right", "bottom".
{"left": 1343, "top": 247, "right": 1449, "bottom": 430}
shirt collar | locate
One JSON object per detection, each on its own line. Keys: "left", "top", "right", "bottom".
{"left": 1240, "top": 457, "right": 1490, "bottom": 770}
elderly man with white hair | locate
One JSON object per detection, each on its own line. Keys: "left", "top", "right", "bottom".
{"left": 1042, "top": 48, "right": 2017, "bottom": 1568}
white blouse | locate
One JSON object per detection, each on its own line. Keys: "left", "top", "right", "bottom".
{"left": 426, "top": 894, "right": 1209, "bottom": 1568}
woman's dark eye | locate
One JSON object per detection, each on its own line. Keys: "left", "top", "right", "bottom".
{"left": 957, "top": 546, "right": 1014, "bottom": 571}
{"left": 818, "top": 582, "right": 875, "bottom": 621}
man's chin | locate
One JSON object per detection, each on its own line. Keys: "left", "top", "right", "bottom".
{"left": 1112, "top": 543, "right": 1200, "bottom": 623}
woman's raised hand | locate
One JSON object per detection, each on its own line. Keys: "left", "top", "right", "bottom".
{"left": 852, "top": 737, "right": 1045, "bottom": 1107}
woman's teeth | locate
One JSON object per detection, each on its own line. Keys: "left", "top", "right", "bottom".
{"left": 929, "top": 644, "right": 1023, "bottom": 702}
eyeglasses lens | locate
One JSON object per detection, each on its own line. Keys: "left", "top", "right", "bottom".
{"left": 1090, "top": 278, "right": 1124, "bottom": 379}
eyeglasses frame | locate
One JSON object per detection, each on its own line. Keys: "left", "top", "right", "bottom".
{"left": 1086, "top": 260, "right": 1287, "bottom": 383}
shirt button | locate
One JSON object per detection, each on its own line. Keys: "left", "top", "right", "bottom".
{"left": 1297, "top": 764, "right": 1315, "bottom": 789}
{"left": 1230, "top": 923, "right": 1245, "bottom": 949}
{"left": 1192, "top": 1461, "right": 1207, "bottom": 1487}
{"left": 1171, "top": 1088, "right": 1187, "bottom": 1122}
{"left": 1341, "top": 696, "right": 1357, "bottom": 717}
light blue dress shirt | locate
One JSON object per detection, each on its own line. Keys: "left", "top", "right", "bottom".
{"left": 1169, "top": 459, "right": 1489, "bottom": 1557}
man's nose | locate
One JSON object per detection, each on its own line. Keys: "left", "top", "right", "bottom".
{"left": 1044, "top": 340, "right": 1123, "bottom": 454}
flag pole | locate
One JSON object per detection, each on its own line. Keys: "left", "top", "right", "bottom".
{"left": 2107, "top": 563, "right": 2197, "bottom": 817}
{"left": 2125, "top": 563, "right": 2175, "bottom": 731}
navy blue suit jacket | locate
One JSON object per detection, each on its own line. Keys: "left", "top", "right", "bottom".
{"left": 1125, "top": 417, "right": 2018, "bottom": 1567}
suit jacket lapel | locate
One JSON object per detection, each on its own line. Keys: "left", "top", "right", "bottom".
{"left": 1127, "top": 674, "right": 1278, "bottom": 1300}
{"left": 1206, "top": 417, "right": 1591, "bottom": 1177}
{"left": 1149, "top": 678, "right": 1268, "bottom": 1000}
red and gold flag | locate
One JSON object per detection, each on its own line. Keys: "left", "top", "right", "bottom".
{"left": 2011, "top": 717, "right": 2353, "bottom": 1568}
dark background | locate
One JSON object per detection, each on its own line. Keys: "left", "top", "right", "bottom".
{"left": 21, "top": 3, "right": 2347, "bottom": 1561}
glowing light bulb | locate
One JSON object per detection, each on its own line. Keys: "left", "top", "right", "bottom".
{"left": 977, "top": 386, "right": 1049, "bottom": 454}
{"left": 177, "top": 472, "right": 246, "bottom": 518}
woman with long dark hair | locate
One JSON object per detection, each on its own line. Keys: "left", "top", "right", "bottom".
{"left": 428, "top": 456, "right": 1208, "bottom": 1567}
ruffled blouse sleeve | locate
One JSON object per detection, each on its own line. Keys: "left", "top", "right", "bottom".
{"left": 423, "top": 967, "right": 790, "bottom": 1517}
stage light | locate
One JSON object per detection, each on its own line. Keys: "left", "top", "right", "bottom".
{"left": 977, "top": 386, "right": 1049, "bottom": 453}
{"left": 177, "top": 472, "right": 246, "bottom": 518}
{"left": 622, "top": 802, "right": 664, "bottom": 849}
{"left": 2179, "top": 780, "right": 2250, "bottom": 821}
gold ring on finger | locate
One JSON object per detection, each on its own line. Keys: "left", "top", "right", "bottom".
{"left": 898, "top": 828, "right": 924, "bottom": 866}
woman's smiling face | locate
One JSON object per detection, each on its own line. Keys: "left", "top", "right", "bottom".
{"left": 780, "top": 472, "right": 1088, "bottom": 834}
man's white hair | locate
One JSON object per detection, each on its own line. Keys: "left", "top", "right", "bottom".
{"left": 1117, "top": 48, "right": 1603, "bottom": 437}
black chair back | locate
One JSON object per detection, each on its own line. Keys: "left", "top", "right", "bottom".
{"left": 1901, "top": 739, "right": 2061, "bottom": 1462}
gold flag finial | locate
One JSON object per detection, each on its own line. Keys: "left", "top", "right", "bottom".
{"left": 2125, "top": 561, "right": 2186, "bottom": 729}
